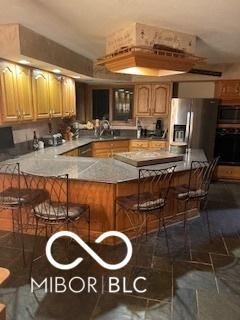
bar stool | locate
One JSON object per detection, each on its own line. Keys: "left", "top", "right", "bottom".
{"left": 0, "top": 267, "right": 10, "bottom": 320}
{"left": 171, "top": 157, "right": 219, "bottom": 248}
{"left": 116, "top": 166, "right": 176, "bottom": 252}
{"left": 21, "top": 172, "right": 91, "bottom": 276}
{"left": 0, "top": 162, "right": 48, "bottom": 263}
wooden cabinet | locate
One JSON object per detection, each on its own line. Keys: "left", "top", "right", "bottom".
{"left": 32, "top": 70, "right": 50, "bottom": 119}
{"left": 129, "top": 140, "right": 149, "bottom": 151}
{"left": 0, "top": 62, "right": 19, "bottom": 122}
{"left": 151, "top": 84, "right": 171, "bottom": 116}
{"left": 135, "top": 83, "right": 171, "bottom": 117}
{"left": 62, "top": 148, "right": 80, "bottom": 157}
{"left": 92, "top": 140, "right": 129, "bottom": 158}
{"left": 149, "top": 140, "right": 167, "bottom": 150}
{"left": 134, "top": 85, "right": 152, "bottom": 116}
{"left": 48, "top": 74, "right": 63, "bottom": 118}
{"left": 33, "top": 72, "right": 75, "bottom": 120}
{"left": 215, "top": 165, "right": 240, "bottom": 180}
{"left": 0, "top": 63, "right": 33, "bottom": 122}
{"left": 15, "top": 65, "right": 34, "bottom": 121}
{"left": 62, "top": 77, "right": 76, "bottom": 117}
{"left": 130, "top": 139, "right": 167, "bottom": 151}
{"left": 215, "top": 80, "right": 240, "bottom": 101}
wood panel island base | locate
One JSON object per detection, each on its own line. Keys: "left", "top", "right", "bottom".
{"left": 0, "top": 139, "right": 205, "bottom": 245}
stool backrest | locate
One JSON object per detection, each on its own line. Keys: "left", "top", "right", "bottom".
{"left": 0, "top": 162, "right": 20, "bottom": 206}
{"left": 188, "top": 157, "right": 219, "bottom": 195}
{"left": 137, "top": 165, "right": 176, "bottom": 211}
{"left": 21, "top": 172, "right": 69, "bottom": 220}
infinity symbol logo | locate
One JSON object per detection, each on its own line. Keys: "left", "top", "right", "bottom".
{"left": 46, "top": 231, "right": 133, "bottom": 270}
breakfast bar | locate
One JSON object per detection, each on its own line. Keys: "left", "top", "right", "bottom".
{"left": 0, "top": 138, "right": 206, "bottom": 245}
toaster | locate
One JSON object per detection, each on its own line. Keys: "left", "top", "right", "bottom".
{"left": 42, "top": 133, "right": 63, "bottom": 147}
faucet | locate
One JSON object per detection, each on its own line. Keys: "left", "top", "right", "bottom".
{"left": 99, "top": 120, "right": 111, "bottom": 137}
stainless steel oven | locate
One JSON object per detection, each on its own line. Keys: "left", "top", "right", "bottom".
{"left": 218, "top": 105, "right": 240, "bottom": 124}
{"left": 215, "top": 128, "right": 240, "bottom": 165}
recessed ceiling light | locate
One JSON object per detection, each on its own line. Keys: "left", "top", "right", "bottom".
{"left": 18, "top": 59, "right": 30, "bottom": 65}
{"left": 52, "top": 69, "right": 61, "bottom": 74}
{"left": 73, "top": 75, "right": 81, "bottom": 79}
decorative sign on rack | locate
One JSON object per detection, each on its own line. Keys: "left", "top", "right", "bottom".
{"left": 106, "top": 23, "right": 196, "bottom": 55}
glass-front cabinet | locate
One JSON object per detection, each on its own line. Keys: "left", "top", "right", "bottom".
{"left": 112, "top": 88, "right": 134, "bottom": 121}
{"left": 91, "top": 86, "right": 134, "bottom": 124}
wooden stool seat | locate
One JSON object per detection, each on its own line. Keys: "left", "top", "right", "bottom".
{"left": 0, "top": 267, "right": 10, "bottom": 320}
{"left": 0, "top": 268, "right": 10, "bottom": 286}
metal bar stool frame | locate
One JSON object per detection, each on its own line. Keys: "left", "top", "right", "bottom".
{"left": 0, "top": 162, "right": 26, "bottom": 263}
{"left": 21, "top": 171, "right": 91, "bottom": 277}
{"left": 174, "top": 157, "right": 219, "bottom": 249}
{"left": 116, "top": 165, "right": 176, "bottom": 255}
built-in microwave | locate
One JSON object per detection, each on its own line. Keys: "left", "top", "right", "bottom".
{"left": 218, "top": 105, "right": 240, "bottom": 123}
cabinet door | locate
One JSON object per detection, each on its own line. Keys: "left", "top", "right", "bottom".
{"left": 134, "top": 85, "right": 152, "bottom": 116}
{"left": 68, "top": 78, "right": 76, "bottom": 116}
{"left": 48, "top": 74, "right": 63, "bottom": 118}
{"left": 32, "top": 70, "right": 50, "bottom": 119}
{"left": 0, "top": 63, "right": 19, "bottom": 122}
{"left": 15, "top": 65, "right": 34, "bottom": 121}
{"left": 151, "top": 84, "right": 171, "bottom": 116}
{"left": 215, "top": 81, "right": 240, "bottom": 100}
{"left": 62, "top": 77, "right": 76, "bottom": 117}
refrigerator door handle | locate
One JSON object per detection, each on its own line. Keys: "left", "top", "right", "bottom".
{"left": 189, "top": 111, "right": 194, "bottom": 148}
{"left": 185, "top": 111, "right": 191, "bottom": 144}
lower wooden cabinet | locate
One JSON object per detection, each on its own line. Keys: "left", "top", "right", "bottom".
{"left": 61, "top": 139, "right": 168, "bottom": 159}
{"left": 215, "top": 165, "right": 240, "bottom": 180}
{"left": 62, "top": 148, "right": 80, "bottom": 157}
{"left": 92, "top": 140, "right": 129, "bottom": 158}
{"left": 129, "top": 139, "right": 168, "bottom": 151}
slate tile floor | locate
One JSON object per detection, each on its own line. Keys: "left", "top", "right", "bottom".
{"left": 0, "top": 182, "right": 240, "bottom": 319}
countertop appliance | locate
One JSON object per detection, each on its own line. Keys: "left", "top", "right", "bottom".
{"left": 215, "top": 128, "right": 240, "bottom": 165}
{"left": 42, "top": 133, "right": 63, "bottom": 147}
{"left": 170, "top": 98, "right": 219, "bottom": 160}
{"left": 218, "top": 105, "right": 240, "bottom": 124}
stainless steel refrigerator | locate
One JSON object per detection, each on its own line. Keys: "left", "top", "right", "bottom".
{"left": 169, "top": 98, "right": 219, "bottom": 160}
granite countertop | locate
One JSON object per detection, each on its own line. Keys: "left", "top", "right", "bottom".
{"left": 2, "top": 137, "right": 206, "bottom": 184}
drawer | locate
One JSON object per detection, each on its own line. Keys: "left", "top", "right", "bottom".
{"left": 129, "top": 140, "right": 149, "bottom": 148}
{"left": 91, "top": 141, "right": 111, "bottom": 150}
{"left": 92, "top": 150, "right": 111, "bottom": 158}
{"left": 111, "top": 140, "right": 129, "bottom": 148}
{"left": 216, "top": 165, "right": 240, "bottom": 180}
{"left": 149, "top": 140, "right": 167, "bottom": 149}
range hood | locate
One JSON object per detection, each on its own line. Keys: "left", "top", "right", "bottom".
{"left": 97, "top": 22, "right": 204, "bottom": 77}
{"left": 97, "top": 45, "right": 204, "bottom": 77}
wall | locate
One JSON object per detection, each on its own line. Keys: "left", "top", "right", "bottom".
{"left": 176, "top": 81, "right": 215, "bottom": 98}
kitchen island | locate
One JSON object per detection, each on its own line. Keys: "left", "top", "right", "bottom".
{"left": 0, "top": 137, "right": 206, "bottom": 244}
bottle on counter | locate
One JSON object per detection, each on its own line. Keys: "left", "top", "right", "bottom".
{"left": 33, "top": 131, "right": 39, "bottom": 151}
{"left": 137, "top": 120, "right": 142, "bottom": 139}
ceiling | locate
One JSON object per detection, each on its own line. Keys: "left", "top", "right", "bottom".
{"left": 0, "top": 0, "right": 240, "bottom": 64}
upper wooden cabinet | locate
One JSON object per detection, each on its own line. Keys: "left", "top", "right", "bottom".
{"left": 0, "top": 62, "right": 19, "bottom": 122}
{"left": 135, "top": 83, "right": 172, "bottom": 117}
{"left": 151, "top": 84, "right": 171, "bottom": 116}
{"left": 32, "top": 70, "right": 50, "bottom": 119}
{"left": 215, "top": 80, "right": 240, "bottom": 101}
{"left": 62, "top": 77, "right": 76, "bottom": 117}
{"left": 134, "top": 85, "right": 152, "bottom": 116}
{"left": 48, "top": 73, "right": 63, "bottom": 118}
{"left": 15, "top": 65, "right": 34, "bottom": 121}
{"left": 0, "top": 63, "right": 34, "bottom": 122}
{"left": 0, "top": 60, "right": 76, "bottom": 123}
